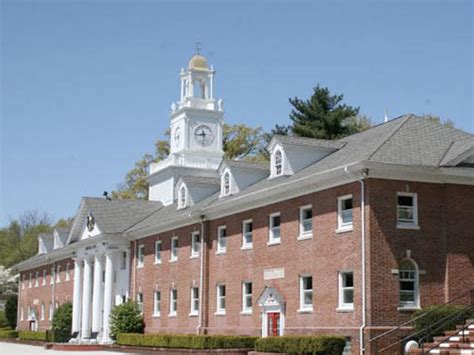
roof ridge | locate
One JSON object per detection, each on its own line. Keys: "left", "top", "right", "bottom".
{"left": 437, "top": 140, "right": 455, "bottom": 167}
{"left": 366, "top": 115, "right": 413, "bottom": 161}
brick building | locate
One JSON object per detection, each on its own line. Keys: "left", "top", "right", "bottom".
{"left": 13, "top": 54, "right": 474, "bottom": 354}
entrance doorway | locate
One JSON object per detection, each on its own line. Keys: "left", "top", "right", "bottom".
{"left": 267, "top": 312, "right": 281, "bottom": 337}
{"left": 257, "top": 286, "right": 285, "bottom": 337}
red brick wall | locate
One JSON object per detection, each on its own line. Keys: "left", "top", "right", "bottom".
{"left": 18, "top": 258, "right": 73, "bottom": 331}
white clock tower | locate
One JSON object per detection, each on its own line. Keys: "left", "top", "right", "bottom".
{"left": 148, "top": 53, "right": 224, "bottom": 205}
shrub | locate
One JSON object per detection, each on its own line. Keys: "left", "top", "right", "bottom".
{"left": 116, "top": 333, "right": 258, "bottom": 349}
{"left": 19, "top": 330, "right": 48, "bottom": 341}
{"left": 0, "top": 330, "right": 18, "bottom": 339}
{"left": 109, "top": 301, "right": 144, "bottom": 339}
{"left": 52, "top": 302, "right": 72, "bottom": 342}
{"left": 413, "top": 305, "right": 474, "bottom": 340}
{"left": 0, "top": 310, "right": 8, "bottom": 328}
{"left": 5, "top": 295, "right": 17, "bottom": 329}
{"left": 255, "top": 335, "right": 346, "bottom": 354}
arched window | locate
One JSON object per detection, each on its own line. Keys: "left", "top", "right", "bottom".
{"left": 223, "top": 172, "right": 231, "bottom": 195}
{"left": 274, "top": 150, "right": 283, "bottom": 176}
{"left": 399, "top": 259, "right": 419, "bottom": 308}
{"left": 179, "top": 185, "right": 187, "bottom": 208}
{"left": 193, "top": 80, "right": 206, "bottom": 99}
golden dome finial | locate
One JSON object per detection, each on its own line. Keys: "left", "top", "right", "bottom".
{"left": 188, "top": 42, "right": 208, "bottom": 70}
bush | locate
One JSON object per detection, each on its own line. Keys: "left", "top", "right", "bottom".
{"left": 0, "top": 330, "right": 18, "bottom": 339}
{"left": 19, "top": 330, "right": 48, "bottom": 341}
{"left": 109, "top": 301, "right": 144, "bottom": 339}
{"left": 0, "top": 310, "right": 8, "bottom": 328}
{"left": 255, "top": 335, "right": 346, "bottom": 354}
{"left": 51, "top": 302, "right": 72, "bottom": 342}
{"left": 413, "top": 305, "right": 474, "bottom": 340}
{"left": 5, "top": 295, "right": 17, "bottom": 329}
{"left": 116, "top": 333, "right": 258, "bottom": 349}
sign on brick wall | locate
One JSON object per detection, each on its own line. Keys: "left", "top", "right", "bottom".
{"left": 264, "top": 267, "right": 285, "bottom": 280}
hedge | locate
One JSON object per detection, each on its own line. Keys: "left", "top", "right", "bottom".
{"left": 117, "top": 333, "right": 258, "bottom": 349}
{"left": 18, "top": 330, "right": 48, "bottom": 341}
{"left": 413, "top": 305, "right": 474, "bottom": 340}
{"left": 0, "top": 330, "right": 18, "bottom": 339}
{"left": 255, "top": 335, "right": 346, "bottom": 354}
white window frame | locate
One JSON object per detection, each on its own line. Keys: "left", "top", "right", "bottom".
{"left": 170, "top": 237, "right": 178, "bottom": 262}
{"left": 154, "top": 241, "right": 162, "bottom": 264}
{"left": 169, "top": 289, "right": 177, "bottom": 317}
{"left": 56, "top": 265, "right": 61, "bottom": 283}
{"left": 216, "top": 284, "right": 226, "bottom": 315}
{"left": 273, "top": 149, "right": 283, "bottom": 177}
{"left": 241, "top": 219, "right": 253, "bottom": 250}
{"left": 153, "top": 290, "right": 161, "bottom": 317}
{"left": 35, "top": 271, "right": 39, "bottom": 287}
{"left": 299, "top": 205, "right": 313, "bottom": 239}
{"left": 42, "top": 270, "right": 46, "bottom": 286}
{"left": 217, "top": 226, "right": 227, "bottom": 254}
{"left": 191, "top": 231, "right": 200, "bottom": 258}
{"left": 137, "top": 292, "right": 144, "bottom": 313}
{"left": 337, "top": 194, "right": 353, "bottom": 232}
{"left": 397, "top": 192, "right": 419, "bottom": 229}
{"left": 48, "top": 303, "right": 53, "bottom": 320}
{"left": 22, "top": 275, "right": 25, "bottom": 289}
{"left": 65, "top": 263, "right": 70, "bottom": 281}
{"left": 190, "top": 287, "right": 199, "bottom": 316}
{"left": 398, "top": 259, "right": 420, "bottom": 310}
{"left": 338, "top": 271, "right": 354, "bottom": 311}
{"left": 221, "top": 171, "right": 231, "bottom": 196}
{"left": 241, "top": 281, "right": 252, "bottom": 314}
{"left": 178, "top": 185, "right": 187, "bottom": 209}
{"left": 20, "top": 306, "right": 24, "bottom": 321}
{"left": 40, "top": 303, "right": 45, "bottom": 321}
{"left": 137, "top": 244, "right": 145, "bottom": 267}
{"left": 50, "top": 267, "right": 54, "bottom": 285}
{"left": 29, "top": 273, "right": 32, "bottom": 288}
{"left": 268, "top": 212, "right": 281, "bottom": 245}
{"left": 299, "top": 275, "right": 313, "bottom": 312}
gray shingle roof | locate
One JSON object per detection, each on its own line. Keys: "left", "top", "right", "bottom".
{"left": 271, "top": 135, "right": 345, "bottom": 150}
{"left": 180, "top": 176, "right": 220, "bottom": 187}
{"left": 222, "top": 159, "right": 269, "bottom": 171}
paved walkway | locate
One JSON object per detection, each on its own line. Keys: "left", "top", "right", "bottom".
{"left": 0, "top": 342, "right": 141, "bottom": 355}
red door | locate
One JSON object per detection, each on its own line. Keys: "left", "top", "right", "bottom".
{"left": 267, "top": 312, "right": 280, "bottom": 337}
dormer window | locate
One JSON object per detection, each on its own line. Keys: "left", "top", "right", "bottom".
{"left": 274, "top": 150, "right": 283, "bottom": 176}
{"left": 221, "top": 170, "right": 231, "bottom": 196}
{"left": 178, "top": 185, "right": 187, "bottom": 209}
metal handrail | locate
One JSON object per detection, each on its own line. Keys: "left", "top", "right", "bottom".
{"left": 368, "top": 288, "right": 474, "bottom": 353}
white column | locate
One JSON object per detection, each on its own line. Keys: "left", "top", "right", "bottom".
{"left": 102, "top": 252, "right": 115, "bottom": 343}
{"left": 81, "top": 257, "right": 93, "bottom": 339}
{"left": 71, "top": 258, "right": 83, "bottom": 336}
{"left": 91, "top": 254, "right": 104, "bottom": 336}
{"left": 209, "top": 74, "right": 214, "bottom": 99}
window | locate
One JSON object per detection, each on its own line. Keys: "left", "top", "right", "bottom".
{"left": 35, "top": 271, "right": 39, "bottom": 287}
{"left": 222, "top": 171, "right": 231, "bottom": 196}
{"left": 337, "top": 195, "right": 353, "bottom": 231}
{"left": 20, "top": 306, "right": 24, "bottom": 321}
{"left": 190, "top": 287, "right": 199, "bottom": 315}
{"left": 50, "top": 267, "right": 55, "bottom": 285}
{"left": 338, "top": 272, "right": 354, "bottom": 310}
{"left": 28, "top": 273, "right": 32, "bottom": 288}
{"left": 242, "top": 282, "right": 252, "bottom": 313}
{"left": 56, "top": 265, "right": 61, "bottom": 282}
{"left": 48, "top": 303, "right": 53, "bottom": 320}
{"left": 299, "top": 275, "right": 313, "bottom": 311}
{"left": 191, "top": 232, "right": 200, "bottom": 258}
{"left": 274, "top": 150, "right": 283, "bottom": 176}
{"left": 399, "top": 259, "right": 419, "bottom": 308}
{"left": 155, "top": 241, "right": 162, "bottom": 264}
{"left": 169, "top": 289, "right": 177, "bottom": 316}
{"left": 299, "top": 205, "right": 313, "bottom": 238}
{"left": 178, "top": 185, "right": 187, "bottom": 209}
{"left": 216, "top": 284, "right": 226, "bottom": 314}
{"left": 137, "top": 245, "right": 145, "bottom": 267}
{"left": 42, "top": 270, "right": 46, "bottom": 286}
{"left": 121, "top": 251, "right": 127, "bottom": 270}
{"left": 397, "top": 193, "right": 419, "bottom": 228}
{"left": 137, "top": 293, "right": 144, "bottom": 313}
{"left": 22, "top": 275, "right": 25, "bottom": 289}
{"left": 170, "top": 237, "right": 178, "bottom": 262}
{"left": 153, "top": 291, "right": 161, "bottom": 316}
{"left": 242, "top": 220, "right": 253, "bottom": 249}
{"left": 65, "top": 263, "right": 70, "bottom": 281}
{"left": 40, "top": 303, "right": 45, "bottom": 320}
{"left": 217, "top": 226, "right": 227, "bottom": 253}
{"left": 268, "top": 213, "right": 281, "bottom": 244}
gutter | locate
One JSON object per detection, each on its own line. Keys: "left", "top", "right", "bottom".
{"left": 344, "top": 165, "right": 368, "bottom": 354}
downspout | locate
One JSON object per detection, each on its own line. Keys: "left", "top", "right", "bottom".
{"left": 16, "top": 273, "right": 21, "bottom": 330}
{"left": 51, "top": 261, "right": 56, "bottom": 328}
{"left": 344, "top": 165, "right": 367, "bottom": 354}
{"left": 197, "top": 215, "right": 206, "bottom": 335}
{"left": 132, "top": 240, "right": 137, "bottom": 300}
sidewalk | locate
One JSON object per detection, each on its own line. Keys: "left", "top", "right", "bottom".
{"left": 0, "top": 342, "right": 141, "bottom": 355}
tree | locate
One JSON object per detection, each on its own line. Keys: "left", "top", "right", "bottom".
{"left": 288, "top": 85, "right": 366, "bottom": 139}
{"left": 223, "top": 124, "right": 266, "bottom": 161}
{"left": 5, "top": 294, "right": 17, "bottom": 329}
{"left": 109, "top": 301, "right": 144, "bottom": 339}
{"left": 423, "top": 114, "right": 455, "bottom": 128}
{"left": 52, "top": 303, "right": 72, "bottom": 342}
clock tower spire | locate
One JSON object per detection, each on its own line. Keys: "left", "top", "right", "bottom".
{"left": 148, "top": 53, "right": 224, "bottom": 205}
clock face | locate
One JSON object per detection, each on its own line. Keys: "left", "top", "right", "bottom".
{"left": 194, "top": 125, "right": 214, "bottom": 147}
{"left": 173, "top": 127, "right": 181, "bottom": 147}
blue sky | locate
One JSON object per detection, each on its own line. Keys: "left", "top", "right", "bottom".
{"left": 1, "top": 0, "right": 472, "bottom": 226}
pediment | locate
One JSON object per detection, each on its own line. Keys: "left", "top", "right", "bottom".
{"left": 257, "top": 286, "right": 285, "bottom": 308}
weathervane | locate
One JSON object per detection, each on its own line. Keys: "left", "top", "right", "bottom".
{"left": 195, "top": 41, "right": 202, "bottom": 55}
